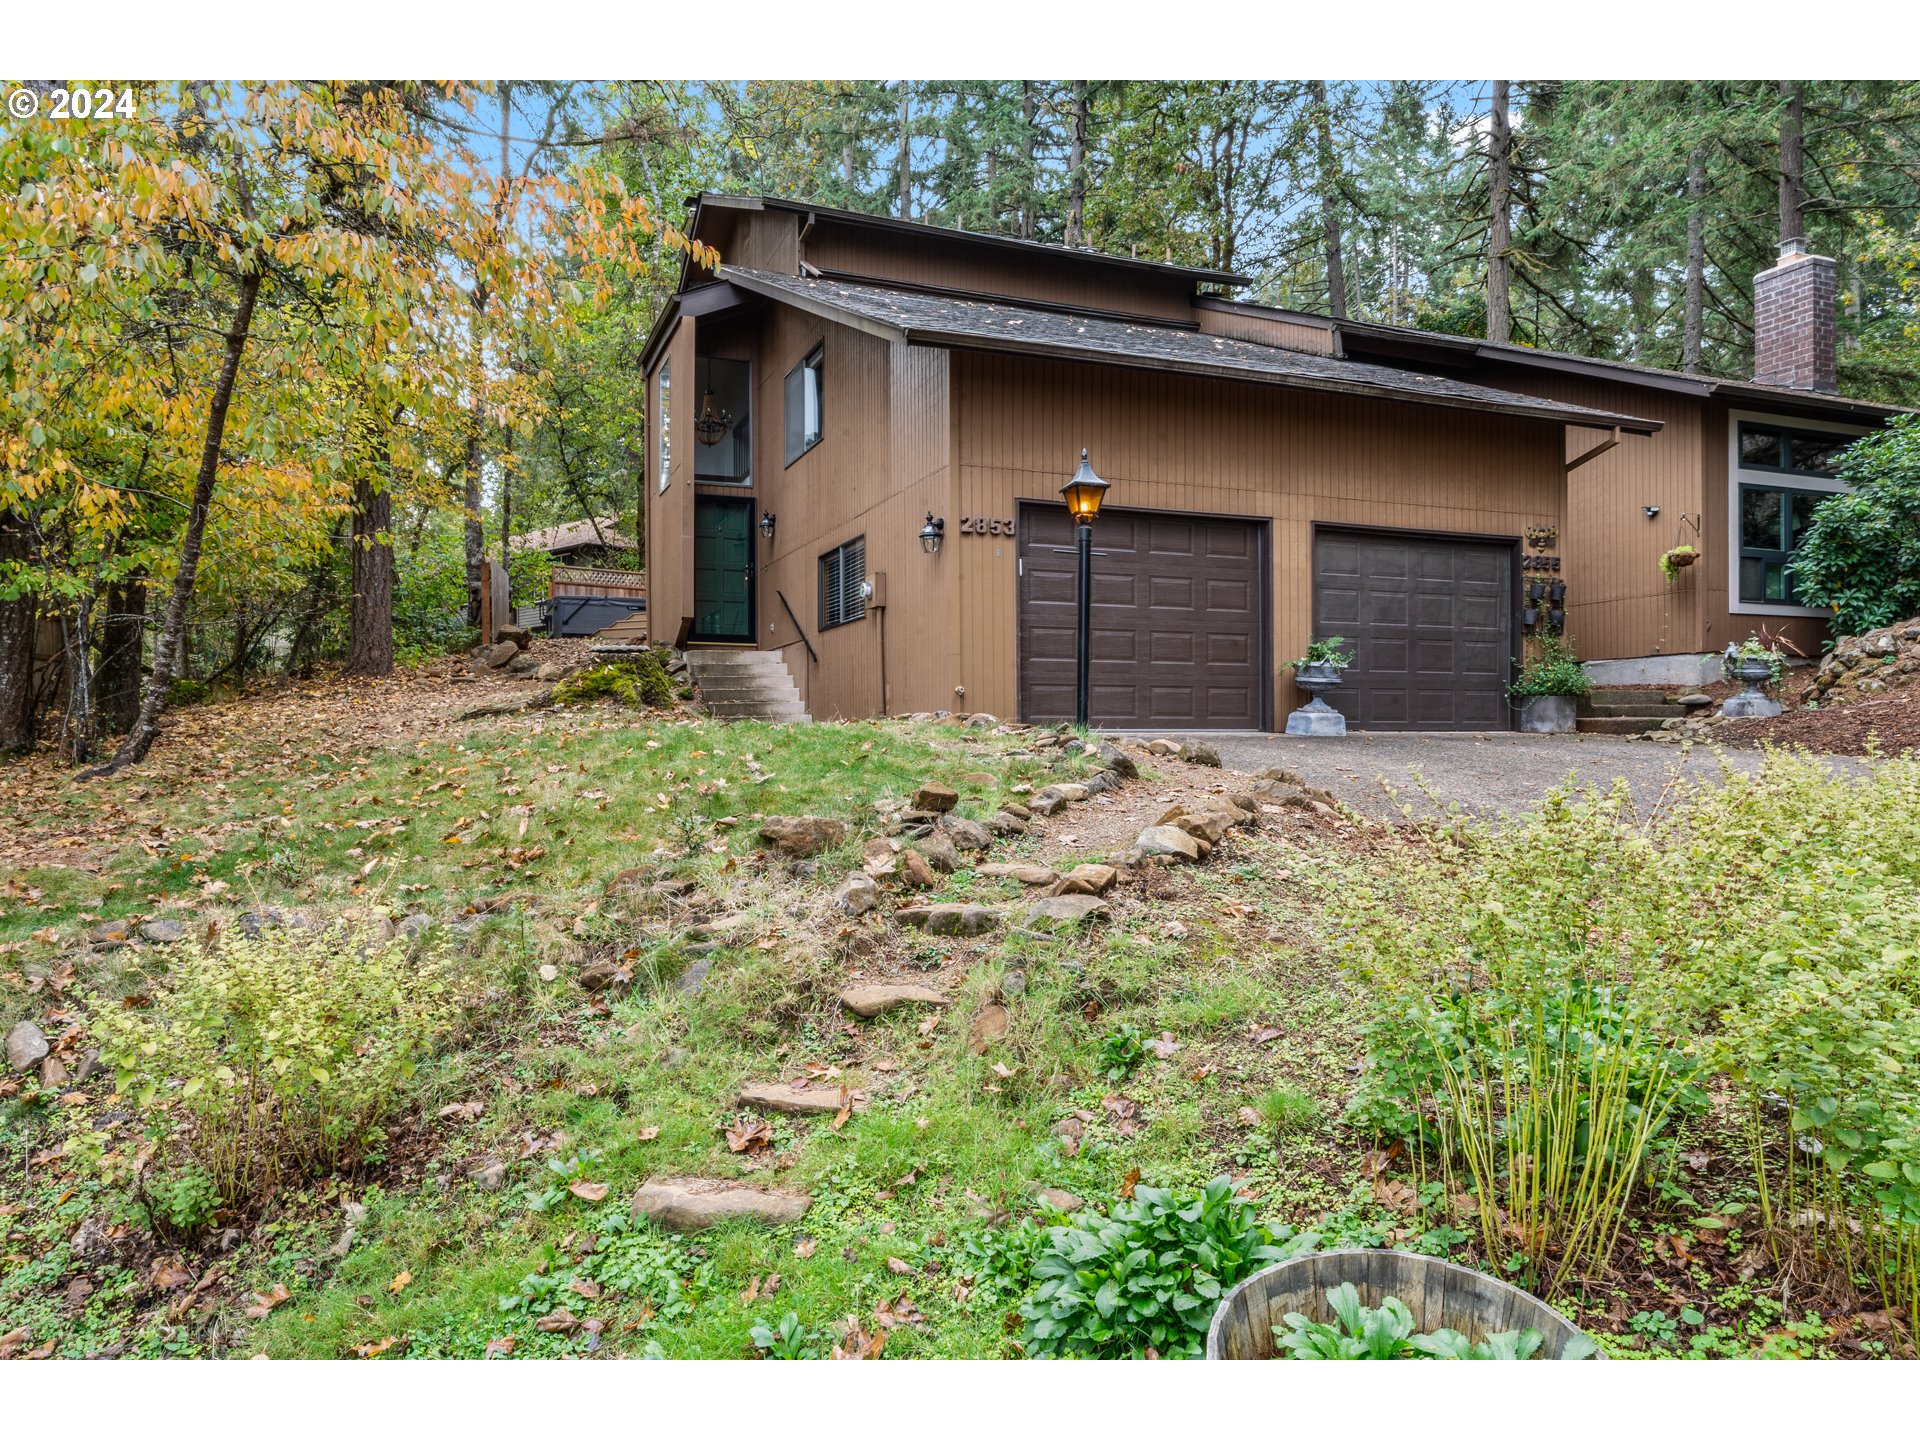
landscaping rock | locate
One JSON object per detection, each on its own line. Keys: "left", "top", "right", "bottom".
{"left": 507, "top": 652, "right": 541, "bottom": 675}
{"left": 139, "top": 919, "right": 186, "bottom": 945}
{"left": 1029, "top": 787, "right": 1069, "bottom": 816}
{"left": 1000, "top": 801, "right": 1032, "bottom": 820}
{"left": 536, "top": 660, "right": 582, "bottom": 683}
{"left": 1134, "top": 825, "right": 1205, "bottom": 862}
{"left": 40, "top": 1054, "right": 69, "bottom": 1089}
{"left": 840, "top": 984, "right": 949, "bottom": 1018}
{"left": 959, "top": 771, "right": 998, "bottom": 787}
{"left": 89, "top": 920, "right": 131, "bottom": 946}
{"left": 1035, "top": 1188, "right": 1085, "bottom": 1214}
{"left": 1053, "top": 863, "right": 1118, "bottom": 897}
{"left": 941, "top": 816, "right": 993, "bottom": 852}
{"left": 1184, "top": 741, "right": 1222, "bottom": 767}
{"left": 913, "top": 781, "right": 959, "bottom": 813}
{"left": 1677, "top": 692, "right": 1713, "bottom": 708}
{"left": 630, "top": 1177, "right": 812, "bottom": 1232}
{"left": 1093, "top": 743, "right": 1138, "bottom": 778}
{"left": 495, "top": 623, "right": 533, "bottom": 651}
{"left": 1146, "top": 738, "right": 1183, "bottom": 757}
{"left": 482, "top": 640, "right": 520, "bottom": 669}
{"left": 577, "top": 962, "right": 634, "bottom": 999}
{"left": 1055, "top": 782, "right": 1090, "bottom": 802}
{"left": 760, "top": 815, "right": 847, "bottom": 857}
{"left": 984, "top": 811, "right": 1028, "bottom": 837}
{"left": 8, "top": 1020, "right": 49, "bottom": 1072}
{"left": 1001, "top": 970, "right": 1028, "bottom": 1000}
{"left": 740, "top": 1082, "right": 866, "bottom": 1116}
{"left": 833, "top": 873, "right": 882, "bottom": 916}
{"left": 967, "top": 1003, "right": 1011, "bottom": 1054}
{"left": 862, "top": 837, "right": 901, "bottom": 877}
{"left": 1081, "top": 771, "right": 1115, "bottom": 796}
{"left": 915, "top": 831, "right": 961, "bottom": 873}
{"left": 977, "top": 862, "right": 1059, "bottom": 886}
{"left": 1026, "top": 894, "right": 1110, "bottom": 929}
{"left": 965, "top": 713, "right": 1000, "bottom": 728}
{"left": 897, "top": 848, "right": 939, "bottom": 889}
{"left": 397, "top": 913, "right": 435, "bottom": 940}
{"left": 896, "top": 903, "right": 1002, "bottom": 936}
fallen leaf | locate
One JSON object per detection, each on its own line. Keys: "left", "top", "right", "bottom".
{"left": 886, "top": 1256, "right": 913, "bottom": 1276}
{"left": 831, "top": 1087, "right": 853, "bottom": 1131}
{"left": 726, "top": 1117, "right": 773, "bottom": 1154}
{"left": 1249, "top": 1025, "right": 1283, "bottom": 1045}
{"left": 793, "top": 1238, "right": 817, "bottom": 1259}
{"left": 535, "top": 1309, "right": 581, "bottom": 1334}
{"left": 149, "top": 1256, "right": 194, "bottom": 1292}
{"left": 353, "top": 1335, "right": 403, "bottom": 1358}
{"left": 1149, "top": 1033, "right": 1182, "bottom": 1059}
{"left": 484, "top": 1336, "right": 516, "bottom": 1359}
{"left": 874, "top": 1291, "right": 926, "bottom": 1330}
{"left": 635, "top": 1126, "right": 660, "bottom": 1142}
{"left": 387, "top": 1270, "right": 413, "bottom": 1296}
{"left": 1120, "top": 1166, "right": 1141, "bottom": 1200}
{"left": 244, "top": 1283, "right": 292, "bottom": 1319}
{"left": 568, "top": 1180, "right": 609, "bottom": 1203}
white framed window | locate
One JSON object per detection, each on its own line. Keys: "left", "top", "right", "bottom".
{"left": 1726, "top": 409, "right": 1864, "bottom": 617}
{"left": 785, "top": 344, "right": 824, "bottom": 465}
{"left": 656, "top": 360, "right": 671, "bottom": 494}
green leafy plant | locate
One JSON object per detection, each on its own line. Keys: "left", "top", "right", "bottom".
{"left": 87, "top": 925, "right": 462, "bottom": 1209}
{"left": 750, "top": 1311, "right": 830, "bottom": 1359}
{"left": 1289, "top": 636, "right": 1353, "bottom": 671}
{"left": 138, "top": 1165, "right": 221, "bottom": 1239}
{"left": 1019, "top": 1176, "right": 1316, "bottom": 1358}
{"left": 1508, "top": 633, "right": 1593, "bottom": 698}
{"left": 1095, "top": 1023, "right": 1148, "bottom": 1082}
{"left": 1658, "top": 544, "right": 1700, "bottom": 582}
{"left": 552, "top": 652, "right": 673, "bottom": 707}
{"left": 1786, "top": 415, "right": 1917, "bottom": 635}
{"left": 1272, "top": 1283, "right": 1595, "bottom": 1360}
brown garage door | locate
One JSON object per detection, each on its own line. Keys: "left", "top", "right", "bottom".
{"left": 1312, "top": 529, "right": 1513, "bottom": 731}
{"left": 1018, "top": 505, "right": 1264, "bottom": 729}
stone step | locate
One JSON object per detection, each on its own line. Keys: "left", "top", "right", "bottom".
{"left": 1576, "top": 715, "right": 1665, "bottom": 735}
{"left": 1585, "top": 686, "right": 1679, "bottom": 705}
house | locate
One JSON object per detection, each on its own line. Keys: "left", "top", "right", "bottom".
{"left": 509, "top": 515, "right": 637, "bottom": 569}
{"left": 641, "top": 193, "right": 1900, "bottom": 730}
{"left": 508, "top": 517, "right": 647, "bottom": 637}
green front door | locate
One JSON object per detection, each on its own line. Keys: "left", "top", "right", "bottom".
{"left": 693, "top": 498, "right": 754, "bottom": 641}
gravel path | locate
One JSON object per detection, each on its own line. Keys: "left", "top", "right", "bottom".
{"left": 1176, "top": 730, "right": 1866, "bottom": 820}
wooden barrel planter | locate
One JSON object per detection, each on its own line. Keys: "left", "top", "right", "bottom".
{"left": 1206, "top": 1249, "right": 1598, "bottom": 1360}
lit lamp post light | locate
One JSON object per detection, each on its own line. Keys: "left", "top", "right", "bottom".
{"left": 1059, "top": 449, "right": 1110, "bottom": 728}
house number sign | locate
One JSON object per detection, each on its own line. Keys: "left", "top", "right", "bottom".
{"left": 958, "top": 516, "right": 1016, "bottom": 536}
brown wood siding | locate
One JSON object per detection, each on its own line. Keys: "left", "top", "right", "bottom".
{"left": 727, "top": 209, "right": 800, "bottom": 275}
{"left": 1195, "top": 306, "right": 1338, "bottom": 355}
{"left": 643, "top": 316, "right": 698, "bottom": 644}
{"left": 803, "top": 220, "right": 1193, "bottom": 323}
{"left": 953, "top": 351, "right": 1565, "bottom": 723}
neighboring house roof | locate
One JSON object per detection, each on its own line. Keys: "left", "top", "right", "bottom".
{"left": 719, "top": 267, "right": 1663, "bottom": 434}
{"left": 510, "top": 517, "right": 635, "bottom": 554}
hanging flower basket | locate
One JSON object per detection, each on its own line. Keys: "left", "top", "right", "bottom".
{"left": 1659, "top": 545, "right": 1700, "bottom": 583}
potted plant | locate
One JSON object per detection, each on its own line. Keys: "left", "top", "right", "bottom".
{"left": 1720, "top": 635, "right": 1785, "bottom": 718}
{"left": 1659, "top": 544, "right": 1700, "bottom": 582}
{"left": 1285, "top": 637, "right": 1353, "bottom": 737}
{"left": 1508, "top": 634, "right": 1591, "bottom": 733}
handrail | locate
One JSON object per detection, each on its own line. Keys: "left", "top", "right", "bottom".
{"left": 776, "top": 589, "right": 819, "bottom": 665}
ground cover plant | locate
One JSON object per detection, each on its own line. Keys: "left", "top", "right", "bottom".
{"left": 1270, "top": 1281, "right": 1597, "bottom": 1359}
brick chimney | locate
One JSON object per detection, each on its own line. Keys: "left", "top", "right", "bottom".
{"left": 1752, "top": 239, "right": 1838, "bottom": 393}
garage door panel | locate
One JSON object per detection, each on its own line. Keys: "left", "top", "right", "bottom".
{"left": 1315, "top": 530, "right": 1512, "bottom": 732}
{"left": 1020, "top": 506, "right": 1263, "bottom": 729}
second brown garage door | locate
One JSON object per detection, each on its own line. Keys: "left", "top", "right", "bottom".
{"left": 1018, "top": 505, "right": 1265, "bottom": 729}
{"left": 1312, "top": 529, "right": 1514, "bottom": 731}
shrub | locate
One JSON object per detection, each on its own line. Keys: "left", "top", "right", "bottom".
{"left": 1019, "top": 1176, "right": 1316, "bottom": 1358}
{"left": 1787, "top": 415, "right": 1920, "bottom": 636}
{"left": 1508, "top": 634, "right": 1592, "bottom": 698}
{"left": 553, "top": 652, "right": 673, "bottom": 708}
{"left": 87, "top": 925, "right": 462, "bottom": 1208}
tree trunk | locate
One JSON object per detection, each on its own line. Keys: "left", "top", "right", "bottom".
{"left": 96, "top": 576, "right": 146, "bottom": 734}
{"left": 82, "top": 265, "right": 262, "bottom": 778}
{"left": 1778, "top": 80, "right": 1805, "bottom": 247}
{"left": 1311, "top": 80, "right": 1348, "bottom": 320}
{"left": 1020, "top": 82, "right": 1037, "bottom": 239}
{"left": 1486, "top": 80, "right": 1513, "bottom": 345}
{"left": 1683, "top": 144, "right": 1707, "bottom": 373}
{"left": 345, "top": 441, "right": 395, "bottom": 678}
{"left": 0, "top": 507, "right": 35, "bottom": 753}
{"left": 897, "top": 81, "right": 912, "bottom": 221}
{"left": 58, "top": 594, "right": 97, "bottom": 766}
{"left": 1065, "top": 81, "right": 1089, "bottom": 247}
{"left": 462, "top": 394, "right": 485, "bottom": 624}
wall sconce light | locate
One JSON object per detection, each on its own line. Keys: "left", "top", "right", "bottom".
{"left": 918, "top": 512, "right": 946, "bottom": 555}
{"left": 1643, "top": 504, "right": 1662, "bottom": 519}
{"left": 758, "top": 511, "right": 776, "bottom": 541}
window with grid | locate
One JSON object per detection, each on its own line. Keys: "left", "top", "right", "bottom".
{"left": 1738, "top": 482, "right": 1828, "bottom": 605}
{"left": 818, "top": 536, "right": 866, "bottom": 630}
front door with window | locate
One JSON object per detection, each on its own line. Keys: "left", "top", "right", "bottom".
{"left": 694, "top": 497, "right": 754, "bottom": 641}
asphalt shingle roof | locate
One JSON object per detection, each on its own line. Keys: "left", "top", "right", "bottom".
{"left": 719, "top": 267, "right": 1662, "bottom": 433}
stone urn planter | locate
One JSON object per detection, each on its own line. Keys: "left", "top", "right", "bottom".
{"left": 1720, "top": 655, "right": 1782, "bottom": 719}
{"left": 1285, "top": 660, "right": 1348, "bottom": 737}
{"left": 1518, "top": 694, "right": 1577, "bottom": 734}
{"left": 1206, "top": 1249, "right": 1599, "bottom": 1360}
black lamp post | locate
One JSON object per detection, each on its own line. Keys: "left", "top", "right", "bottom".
{"left": 1059, "top": 448, "right": 1110, "bottom": 727}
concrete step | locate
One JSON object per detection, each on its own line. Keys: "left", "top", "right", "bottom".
{"left": 1576, "top": 715, "right": 1665, "bottom": 736}
{"left": 1586, "top": 686, "right": 1680, "bottom": 705}
{"left": 1581, "top": 700, "right": 1687, "bottom": 718}
{"left": 686, "top": 648, "right": 809, "bottom": 723}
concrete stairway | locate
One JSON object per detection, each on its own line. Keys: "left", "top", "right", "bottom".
{"left": 685, "top": 648, "right": 810, "bottom": 723}
{"left": 1577, "top": 687, "right": 1689, "bottom": 736}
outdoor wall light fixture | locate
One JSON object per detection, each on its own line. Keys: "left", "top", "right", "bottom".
{"left": 1643, "top": 504, "right": 1662, "bottom": 519}
{"left": 918, "top": 513, "right": 946, "bottom": 554}
{"left": 1060, "top": 449, "right": 1110, "bottom": 726}
{"left": 758, "top": 511, "right": 776, "bottom": 541}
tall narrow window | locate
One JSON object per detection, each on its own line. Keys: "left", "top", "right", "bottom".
{"left": 819, "top": 536, "right": 867, "bottom": 630}
{"left": 656, "top": 360, "right": 671, "bottom": 494}
{"left": 784, "top": 344, "right": 824, "bottom": 465}
{"left": 1738, "top": 482, "right": 1827, "bottom": 605}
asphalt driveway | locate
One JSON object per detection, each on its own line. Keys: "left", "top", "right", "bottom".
{"left": 1178, "top": 730, "right": 1864, "bottom": 820}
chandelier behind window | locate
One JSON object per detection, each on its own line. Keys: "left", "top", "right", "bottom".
{"left": 694, "top": 386, "right": 733, "bottom": 446}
